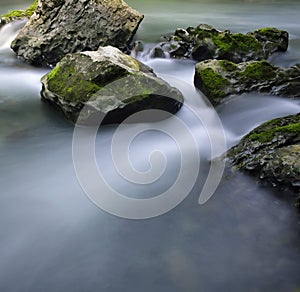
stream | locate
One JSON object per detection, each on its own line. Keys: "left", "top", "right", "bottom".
{"left": 0, "top": 0, "right": 300, "bottom": 291}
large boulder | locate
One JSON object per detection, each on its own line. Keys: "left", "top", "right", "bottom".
{"left": 227, "top": 113, "right": 300, "bottom": 204}
{"left": 159, "top": 24, "right": 288, "bottom": 63}
{"left": 41, "top": 46, "right": 184, "bottom": 123}
{"left": 11, "top": 0, "right": 143, "bottom": 66}
{"left": 194, "top": 59, "right": 300, "bottom": 105}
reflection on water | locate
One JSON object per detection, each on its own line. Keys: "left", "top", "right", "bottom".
{"left": 0, "top": 1, "right": 300, "bottom": 291}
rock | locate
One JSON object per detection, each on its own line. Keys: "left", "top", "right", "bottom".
{"left": 11, "top": 0, "right": 143, "bottom": 66}
{"left": 150, "top": 47, "right": 166, "bottom": 59}
{"left": 41, "top": 46, "right": 184, "bottom": 124}
{"left": 249, "top": 27, "right": 289, "bottom": 55}
{"left": 160, "top": 24, "right": 288, "bottom": 63}
{"left": 194, "top": 59, "right": 300, "bottom": 105}
{"left": 0, "top": 0, "right": 38, "bottom": 28}
{"left": 227, "top": 113, "right": 300, "bottom": 201}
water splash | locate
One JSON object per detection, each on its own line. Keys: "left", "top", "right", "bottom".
{"left": 0, "top": 20, "right": 26, "bottom": 50}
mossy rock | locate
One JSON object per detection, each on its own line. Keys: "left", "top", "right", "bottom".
{"left": 0, "top": 0, "right": 38, "bottom": 25}
{"left": 212, "top": 32, "right": 263, "bottom": 62}
{"left": 194, "top": 61, "right": 230, "bottom": 105}
{"left": 251, "top": 27, "right": 289, "bottom": 53}
{"left": 159, "top": 23, "right": 288, "bottom": 63}
{"left": 243, "top": 61, "right": 276, "bottom": 81}
{"left": 227, "top": 113, "right": 300, "bottom": 204}
{"left": 41, "top": 46, "right": 184, "bottom": 124}
{"left": 194, "top": 60, "right": 300, "bottom": 105}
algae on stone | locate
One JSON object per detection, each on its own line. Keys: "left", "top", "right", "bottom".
{"left": 243, "top": 61, "right": 276, "bottom": 81}
{"left": 1, "top": 0, "right": 38, "bottom": 24}
{"left": 194, "top": 60, "right": 300, "bottom": 105}
{"left": 159, "top": 24, "right": 288, "bottom": 63}
{"left": 41, "top": 46, "right": 184, "bottom": 123}
{"left": 227, "top": 113, "right": 300, "bottom": 203}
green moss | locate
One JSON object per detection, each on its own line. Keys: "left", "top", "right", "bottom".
{"left": 194, "top": 29, "right": 216, "bottom": 40}
{"left": 213, "top": 32, "right": 262, "bottom": 55}
{"left": 47, "top": 64, "right": 101, "bottom": 102}
{"left": 256, "top": 27, "right": 279, "bottom": 37}
{"left": 47, "top": 65, "right": 61, "bottom": 81}
{"left": 212, "top": 33, "right": 232, "bottom": 53}
{"left": 219, "top": 60, "right": 237, "bottom": 72}
{"left": 233, "top": 33, "right": 261, "bottom": 51}
{"left": 243, "top": 61, "right": 276, "bottom": 81}
{"left": 199, "top": 68, "right": 230, "bottom": 100}
{"left": 248, "top": 122, "right": 300, "bottom": 143}
{"left": 1, "top": 0, "right": 38, "bottom": 22}
{"left": 26, "top": 0, "right": 39, "bottom": 15}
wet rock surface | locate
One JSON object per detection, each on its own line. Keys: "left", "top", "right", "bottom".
{"left": 158, "top": 24, "right": 288, "bottom": 63}
{"left": 11, "top": 0, "right": 143, "bottom": 66}
{"left": 227, "top": 113, "right": 300, "bottom": 204}
{"left": 41, "top": 46, "right": 184, "bottom": 124}
{"left": 194, "top": 59, "right": 300, "bottom": 105}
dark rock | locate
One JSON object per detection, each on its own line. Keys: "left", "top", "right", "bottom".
{"left": 160, "top": 24, "right": 288, "bottom": 63}
{"left": 11, "top": 0, "right": 143, "bottom": 66}
{"left": 227, "top": 113, "right": 300, "bottom": 203}
{"left": 41, "top": 46, "right": 184, "bottom": 124}
{"left": 194, "top": 59, "right": 300, "bottom": 105}
{"left": 250, "top": 27, "right": 289, "bottom": 55}
{"left": 150, "top": 47, "right": 166, "bottom": 59}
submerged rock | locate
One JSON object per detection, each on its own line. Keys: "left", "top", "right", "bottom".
{"left": 11, "top": 0, "right": 143, "bottom": 66}
{"left": 194, "top": 59, "right": 300, "bottom": 105}
{"left": 0, "top": 0, "right": 38, "bottom": 28}
{"left": 41, "top": 46, "right": 184, "bottom": 124}
{"left": 160, "top": 24, "right": 288, "bottom": 63}
{"left": 227, "top": 113, "right": 300, "bottom": 202}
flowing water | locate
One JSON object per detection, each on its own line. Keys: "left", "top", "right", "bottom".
{"left": 0, "top": 1, "right": 300, "bottom": 291}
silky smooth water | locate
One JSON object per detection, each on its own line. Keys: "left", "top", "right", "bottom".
{"left": 0, "top": 1, "right": 300, "bottom": 291}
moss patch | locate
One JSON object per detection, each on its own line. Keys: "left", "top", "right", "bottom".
{"left": 199, "top": 67, "right": 230, "bottom": 100}
{"left": 256, "top": 27, "right": 279, "bottom": 37}
{"left": 1, "top": 0, "right": 38, "bottom": 22}
{"left": 47, "top": 64, "right": 102, "bottom": 103}
{"left": 248, "top": 122, "right": 300, "bottom": 143}
{"left": 213, "top": 32, "right": 262, "bottom": 55}
{"left": 219, "top": 60, "right": 237, "bottom": 72}
{"left": 243, "top": 61, "right": 276, "bottom": 81}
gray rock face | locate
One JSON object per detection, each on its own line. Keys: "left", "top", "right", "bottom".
{"left": 11, "top": 0, "right": 143, "bottom": 66}
{"left": 194, "top": 59, "right": 300, "bottom": 106}
{"left": 227, "top": 113, "right": 300, "bottom": 199}
{"left": 41, "top": 46, "right": 184, "bottom": 123}
{"left": 159, "top": 24, "right": 288, "bottom": 63}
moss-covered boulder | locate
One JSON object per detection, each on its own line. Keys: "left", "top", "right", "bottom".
{"left": 0, "top": 0, "right": 38, "bottom": 28}
{"left": 159, "top": 24, "right": 288, "bottom": 63}
{"left": 194, "top": 59, "right": 300, "bottom": 105}
{"left": 41, "top": 46, "right": 184, "bottom": 123}
{"left": 227, "top": 113, "right": 300, "bottom": 204}
{"left": 11, "top": 0, "right": 143, "bottom": 66}
{"left": 250, "top": 27, "right": 289, "bottom": 55}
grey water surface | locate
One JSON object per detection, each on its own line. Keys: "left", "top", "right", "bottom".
{"left": 0, "top": 1, "right": 300, "bottom": 291}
